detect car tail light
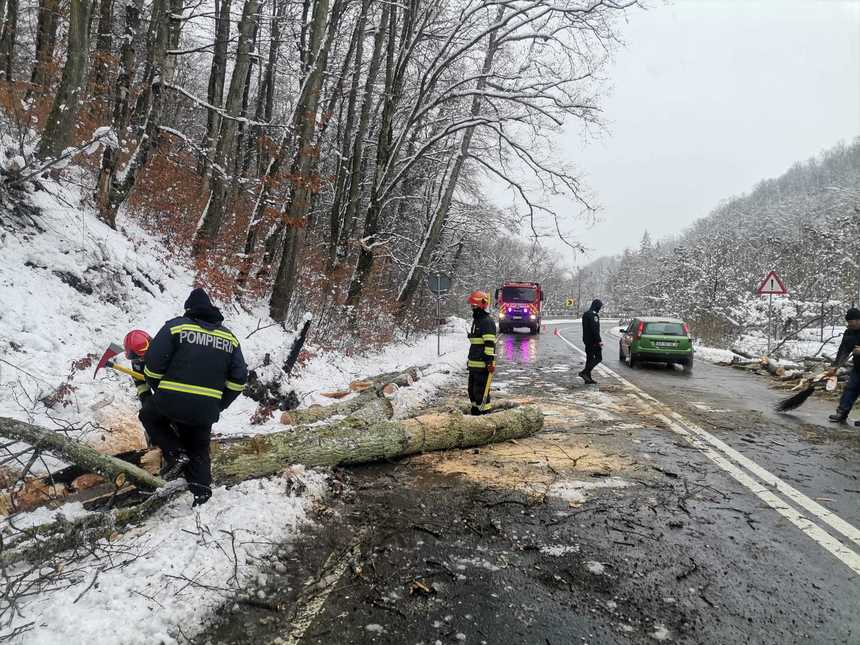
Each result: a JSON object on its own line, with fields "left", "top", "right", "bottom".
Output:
{"left": 634, "top": 321, "right": 645, "bottom": 340}
{"left": 682, "top": 323, "right": 690, "bottom": 337}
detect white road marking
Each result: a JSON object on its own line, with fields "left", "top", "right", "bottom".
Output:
{"left": 554, "top": 329, "right": 860, "bottom": 576}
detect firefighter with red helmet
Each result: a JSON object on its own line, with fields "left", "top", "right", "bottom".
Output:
{"left": 466, "top": 290, "right": 496, "bottom": 415}
{"left": 123, "top": 329, "right": 152, "bottom": 402}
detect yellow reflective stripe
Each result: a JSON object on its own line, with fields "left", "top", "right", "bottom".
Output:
{"left": 469, "top": 338, "right": 484, "bottom": 344}
{"left": 170, "top": 324, "right": 239, "bottom": 347}
{"left": 484, "top": 347, "right": 495, "bottom": 356}
{"left": 144, "top": 366, "right": 164, "bottom": 379}
{"left": 136, "top": 384, "right": 150, "bottom": 394}
{"left": 467, "top": 360, "right": 487, "bottom": 368}
{"left": 482, "top": 334, "right": 496, "bottom": 342}
{"left": 158, "top": 380, "right": 223, "bottom": 399}
{"left": 479, "top": 402, "right": 492, "bottom": 411}
{"left": 225, "top": 380, "right": 246, "bottom": 392}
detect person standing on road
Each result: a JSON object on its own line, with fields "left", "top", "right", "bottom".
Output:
{"left": 828, "top": 307, "right": 860, "bottom": 426}
{"left": 140, "top": 288, "right": 248, "bottom": 506}
{"left": 466, "top": 290, "right": 496, "bottom": 415}
{"left": 579, "top": 299, "right": 603, "bottom": 384}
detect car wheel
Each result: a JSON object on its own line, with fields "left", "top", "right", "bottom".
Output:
{"left": 683, "top": 358, "right": 693, "bottom": 373}
{"left": 535, "top": 323, "right": 542, "bottom": 334}
{"left": 618, "top": 342, "right": 624, "bottom": 362}
{"left": 628, "top": 352, "right": 637, "bottom": 368}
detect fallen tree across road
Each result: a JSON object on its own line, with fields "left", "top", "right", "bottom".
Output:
{"left": 0, "top": 374, "right": 543, "bottom": 565}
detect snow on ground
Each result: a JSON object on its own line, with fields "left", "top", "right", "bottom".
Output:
{"left": 9, "top": 468, "right": 327, "bottom": 645}
{"left": 0, "top": 162, "right": 471, "bottom": 642}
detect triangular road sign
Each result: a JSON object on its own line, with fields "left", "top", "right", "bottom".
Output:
{"left": 756, "top": 271, "right": 788, "bottom": 296}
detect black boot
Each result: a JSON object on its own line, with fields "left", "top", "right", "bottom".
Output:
{"left": 470, "top": 405, "right": 481, "bottom": 416}
{"left": 829, "top": 409, "right": 848, "bottom": 424}
{"left": 160, "top": 452, "right": 190, "bottom": 481}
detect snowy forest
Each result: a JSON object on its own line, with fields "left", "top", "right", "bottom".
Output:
{"left": 576, "top": 139, "right": 860, "bottom": 342}
{"left": 0, "top": 0, "right": 635, "bottom": 342}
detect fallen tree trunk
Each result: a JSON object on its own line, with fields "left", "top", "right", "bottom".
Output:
{"left": 0, "top": 416, "right": 166, "bottom": 491}
{"left": 3, "top": 404, "right": 542, "bottom": 564}
{"left": 214, "top": 405, "right": 543, "bottom": 485}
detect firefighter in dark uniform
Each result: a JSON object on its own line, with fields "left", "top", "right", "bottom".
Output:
{"left": 140, "top": 288, "right": 248, "bottom": 506}
{"left": 466, "top": 290, "right": 496, "bottom": 415}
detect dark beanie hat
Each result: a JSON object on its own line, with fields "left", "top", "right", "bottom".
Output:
{"left": 846, "top": 308, "right": 860, "bottom": 321}
{"left": 184, "top": 287, "right": 213, "bottom": 311}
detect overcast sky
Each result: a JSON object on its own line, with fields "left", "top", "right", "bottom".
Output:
{"left": 510, "top": 0, "right": 860, "bottom": 268}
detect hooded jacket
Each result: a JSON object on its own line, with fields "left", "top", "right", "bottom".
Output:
{"left": 144, "top": 288, "right": 248, "bottom": 424}
{"left": 835, "top": 314, "right": 860, "bottom": 372}
{"left": 582, "top": 299, "right": 603, "bottom": 348}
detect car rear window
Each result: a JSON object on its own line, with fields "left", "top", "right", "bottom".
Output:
{"left": 644, "top": 322, "right": 685, "bottom": 336}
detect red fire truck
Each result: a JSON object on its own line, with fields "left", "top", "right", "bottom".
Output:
{"left": 495, "top": 281, "right": 544, "bottom": 334}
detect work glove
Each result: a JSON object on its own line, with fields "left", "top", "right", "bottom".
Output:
{"left": 487, "top": 363, "right": 495, "bottom": 374}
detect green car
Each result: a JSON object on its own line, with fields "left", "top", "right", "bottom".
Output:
{"left": 618, "top": 317, "right": 694, "bottom": 372}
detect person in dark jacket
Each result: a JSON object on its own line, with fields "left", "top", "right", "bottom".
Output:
{"left": 466, "top": 290, "right": 496, "bottom": 415}
{"left": 828, "top": 307, "right": 860, "bottom": 426}
{"left": 140, "top": 288, "right": 248, "bottom": 506}
{"left": 579, "top": 299, "right": 603, "bottom": 384}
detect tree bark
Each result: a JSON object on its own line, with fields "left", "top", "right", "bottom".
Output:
{"left": 0, "top": 416, "right": 166, "bottom": 490}
{"left": 194, "top": 0, "right": 259, "bottom": 255}
{"left": 267, "top": 0, "right": 336, "bottom": 322}
{"left": 335, "top": 4, "right": 388, "bottom": 268}
{"left": 0, "top": 0, "right": 17, "bottom": 81}
{"left": 93, "top": 0, "right": 143, "bottom": 228}
{"left": 214, "top": 404, "right": 543, "bottom": 485}
{"left": 326, "top": 0, "right": 368, "bottom": 272}
{"left": 95, "top": 0, "right": 182, "bottom": 223}
{"left": 200, "top": 0, "right": 231, "bottom": 177}
{"left": 28, "top": 0, "right": 59, "bottom": 91}
{"left": 36, "top": 0, "right": 92, "bottom": 160}
{"left": 92, "top": 0, "right": 114, "bottom": 98}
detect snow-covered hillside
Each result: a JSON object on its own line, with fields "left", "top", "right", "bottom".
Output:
{"left": 0, "top": 181, "right": 467, "bottom": 643}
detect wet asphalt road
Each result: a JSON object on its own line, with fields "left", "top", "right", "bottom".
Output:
{"left": 200, "top": 322, "right": 860, "bottom": 645}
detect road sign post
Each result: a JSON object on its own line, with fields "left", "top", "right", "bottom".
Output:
{"left": 428, "top": 273, "right": 452, "bottom": 356}
{"left": 756, "top": 271, "right": 788, "bottom": 354}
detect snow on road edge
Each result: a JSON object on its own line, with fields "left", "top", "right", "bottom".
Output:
{"left": 9, "top": 468, "right": 327, "bottom": 645}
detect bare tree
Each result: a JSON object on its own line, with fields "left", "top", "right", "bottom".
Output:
{"left": 36, "top": 0, "right": 93, "bottom": 160}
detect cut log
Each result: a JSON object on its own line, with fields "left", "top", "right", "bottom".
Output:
{"left": 730, "top": 346, "right": 755, "bottom": 359}
{"left": 0, "top": 416, "right": 166, "bottom": 491}
{"left": 213, "top": 405, "right": 544, "bottom": 486}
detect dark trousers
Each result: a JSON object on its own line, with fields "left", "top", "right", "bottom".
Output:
{"left": 583, "top": 345, "right": 603, "bottom": 375}
{"left": 139, "top": 399, "right": 212, "bottom": 498}
{"left": 839, "top": 370, "right": 860, "bottom": 413}
{"left": 468, "top": 369, "right": 491, "bottom": 414}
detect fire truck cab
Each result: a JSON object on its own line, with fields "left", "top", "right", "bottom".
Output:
{"left": 495, "top": 282, "right": 544, "bottom": 334}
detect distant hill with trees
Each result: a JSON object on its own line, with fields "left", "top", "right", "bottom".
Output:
{"left": 578, "top": 138, "right": 860, "bottom": 342}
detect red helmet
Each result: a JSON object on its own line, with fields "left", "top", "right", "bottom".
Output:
{"left": 124, "top": 329, "right": 151, "bottom": 359}
{"left": 467, "top": 290, "right": 490, "bottom": 309}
